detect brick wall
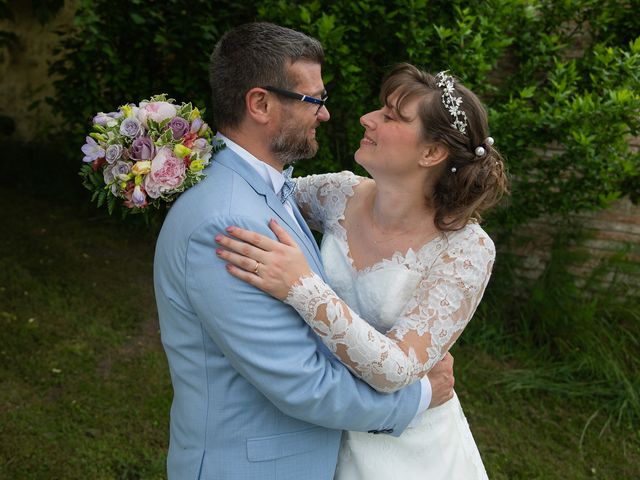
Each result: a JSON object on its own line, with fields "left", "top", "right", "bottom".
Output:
{"left": 508, "top": 195, "right": 639, "bottom": 294}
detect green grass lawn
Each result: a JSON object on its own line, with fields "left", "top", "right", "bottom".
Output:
{"left": 1, "top": 188, "right": 638, "bottom": 479}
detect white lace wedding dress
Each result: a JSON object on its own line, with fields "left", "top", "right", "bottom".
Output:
{"left": 289, "top": 171, "right": 492, "bottom": 480}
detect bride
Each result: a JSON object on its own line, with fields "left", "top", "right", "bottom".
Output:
{"left": 216, "top": 63, "right": 509, "bottom": 479}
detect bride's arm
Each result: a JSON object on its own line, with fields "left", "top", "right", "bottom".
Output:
{"left": 293, "top": 171, "right": 360, "bottom": 232}
{"left": 216, "top": 221, "right": 494, "bottom": 393}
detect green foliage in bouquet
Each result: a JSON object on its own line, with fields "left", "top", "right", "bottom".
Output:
{"left": 49, "top": 0, "right": 640, "bottom": 231}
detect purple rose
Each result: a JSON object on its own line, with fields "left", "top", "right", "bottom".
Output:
{"left": 103, "top": 160, "right": 132, "bottom": 184}
{"left": 119, "top": 118, "right": 143, "bottom": 138}
{"left": 169, "top": 117, "right": 189, "bottom": 140}
{"left": 105, "top": 144, "right": 123, "bottom": 164}
{"left": 130, "top": 137, "right": 155, "bottom": 161}
{"left": 81, "top": 136, "right": 105, "bottom": 163}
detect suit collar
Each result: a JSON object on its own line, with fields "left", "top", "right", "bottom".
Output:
{"left": 216, "top": 133, "right": 287, "bottom": 196}
{"left": 214, "top": 148, "right": 325, "bottom": 275}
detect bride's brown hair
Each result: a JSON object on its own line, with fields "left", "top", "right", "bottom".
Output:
{"left": 379, "top": 63, "right": 509, "bottom": 231}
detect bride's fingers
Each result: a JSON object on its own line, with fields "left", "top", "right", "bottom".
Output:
{"left": 269, "top": 219, "right": 297, "bottom": 247}
{"left": 225, "top": 226, "right": 279, "bottom": 251}
{"left": 225, "top": 263, "right": 264, "bottom": 289}
{"left": 216, "top": 247, "right": 261, "bottom": 273}
{"left": 215, "top": 233, "right": 264, "bottom": 262}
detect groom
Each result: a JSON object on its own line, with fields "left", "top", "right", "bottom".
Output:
{"left": 154, "top": 22, "right": 454, "bottom": 480}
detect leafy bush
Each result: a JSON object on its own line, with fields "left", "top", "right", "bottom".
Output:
{"left": 48, "top": 0, "right": 256, "bottom": 142}
{"left": 47, "top": 0, "right": 639, "bottom": 230}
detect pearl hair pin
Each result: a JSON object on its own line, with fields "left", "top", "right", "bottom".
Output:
{"left": 475, "top": 136, "right": 495, "bottom": 157}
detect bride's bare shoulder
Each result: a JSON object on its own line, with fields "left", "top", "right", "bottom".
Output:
{"left": 350, "top": 174, "right": 375, "bottom": 196}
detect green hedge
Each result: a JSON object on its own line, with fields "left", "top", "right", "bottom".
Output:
{"left": 48, "top": 0, "right": 640, "bottom": 229}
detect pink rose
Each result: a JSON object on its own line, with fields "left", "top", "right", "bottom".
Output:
{"left": 144, "top": 147, "right": 186, "bottom": 198}
{"left": 137, "top": 101, "right": 178, "bottom": 127}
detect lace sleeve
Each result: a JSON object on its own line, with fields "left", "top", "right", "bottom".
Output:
{"left": 294, "top": 171, "right": 360, "bottom": 232}
{"left": 284, "top": 227, "right": 495, "bottom": 393}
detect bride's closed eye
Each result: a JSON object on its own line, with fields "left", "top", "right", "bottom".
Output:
{"left": 381, "top": 109, "right": 396, "bottom": 122}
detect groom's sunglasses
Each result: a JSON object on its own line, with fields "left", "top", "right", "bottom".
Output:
{"left": 263, "top": 86, "right": 328, "bottom": 115}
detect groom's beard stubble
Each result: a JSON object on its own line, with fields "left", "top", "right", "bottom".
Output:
{"left": 271, "top": 115, "right": 319, "bottom": 167}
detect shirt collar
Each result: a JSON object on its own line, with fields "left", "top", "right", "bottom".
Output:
{"left": 216, "top": 133, "right": 285, "bottom": 195}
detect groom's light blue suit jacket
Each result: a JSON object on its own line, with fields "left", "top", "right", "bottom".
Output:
{"left": 154, "top": 147, "right": 421, "bottom": 480}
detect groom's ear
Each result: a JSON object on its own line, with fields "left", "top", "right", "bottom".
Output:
{"left": 245, "top": 88, "right": 272, "bottom": 125}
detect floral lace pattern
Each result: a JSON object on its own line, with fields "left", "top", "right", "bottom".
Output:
{"left": 294, "top": 171, "right": 359, "bottom": 235}
{"left": 289, "top": 172, "right": 495, "bottom": 393}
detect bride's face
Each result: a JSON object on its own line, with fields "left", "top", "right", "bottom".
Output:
{"left": 354, "top": 94, "right": 426, "bottom": 177}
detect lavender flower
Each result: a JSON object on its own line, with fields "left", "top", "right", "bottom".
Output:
{"left": 93, "top": 111, "right": 122, "bottom": 127}
{"left": 81, "top": 136, "right": 105, "bottom": 163}
{"left": 130, "top": 137, "right": 155, "bottom": 161}
{"left": 190, "top": 117, "right": 203, "bottom": 133}
{"left": 169, "top": 117, "right": 189, "bottom": 140}
{"left": 105, "top": 144, "right": 124, "bottom": 164}
{"left": 132, "top": 186, "right": 146, "bottom": 206}
{"left": 198, "top": 123, "right": 210, "bottom": 136}
{"left": 119, "top": 118, "right": 143, "bottom": 138}
{"left": 193, "top": 138, "right": 209, "bottom": 150}
{"left": 192, "top": 138, "right": 213, "bottom": 162}
{"left": 93, "top": 113, "right": 111, "bottom": 126}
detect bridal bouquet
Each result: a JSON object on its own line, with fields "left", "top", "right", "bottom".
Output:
{"left": 80, "top": 94, "right": 223, "bottom": 213}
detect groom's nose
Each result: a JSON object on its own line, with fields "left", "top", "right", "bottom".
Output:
{"left": 317, "top": 104, "right": 330, "bottom": 122}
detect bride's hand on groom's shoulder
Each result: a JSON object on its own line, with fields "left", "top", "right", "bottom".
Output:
{"left": 427, "top": 353, "right": 455, "bottom": 408}
{"left": 215, "top": 219, "right": 313, "bottom": 301}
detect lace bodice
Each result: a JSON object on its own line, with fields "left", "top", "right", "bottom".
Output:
{"left": 290, "top": 171, "right": 495, "bottom": 393}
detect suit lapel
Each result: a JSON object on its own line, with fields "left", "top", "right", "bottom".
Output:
{"left": 215, "top": 149, "right": 334, "bottom": 358}
{"left": 214, "top": 150, "right": 324, "bottom": 275}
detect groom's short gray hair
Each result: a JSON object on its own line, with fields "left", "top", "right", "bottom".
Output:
{"left": 209, "top": 22, "right": 324, "bottom": 131}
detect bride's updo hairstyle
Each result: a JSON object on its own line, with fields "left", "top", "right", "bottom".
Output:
{"left": 379, "top": 63, "right": 509, "bottom": 231}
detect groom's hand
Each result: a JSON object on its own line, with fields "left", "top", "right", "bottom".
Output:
{"left": 427, "top": 353, "right": 455, "bottom": 408}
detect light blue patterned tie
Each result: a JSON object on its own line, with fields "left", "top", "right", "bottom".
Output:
{"left": 280, "top": 165, "right": 297, "bottom": 204}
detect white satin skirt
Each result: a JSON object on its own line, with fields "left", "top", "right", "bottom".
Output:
{"left": 335, "top": 392, "right": 488, "bottom": 480}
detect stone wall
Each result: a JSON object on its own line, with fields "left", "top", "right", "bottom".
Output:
{"left": 0, "top": 1, "right": 77, "bottom": 141}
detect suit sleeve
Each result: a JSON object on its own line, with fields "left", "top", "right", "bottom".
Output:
{"left": 184, "top": 214, "right": 421, "bottom": 436}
